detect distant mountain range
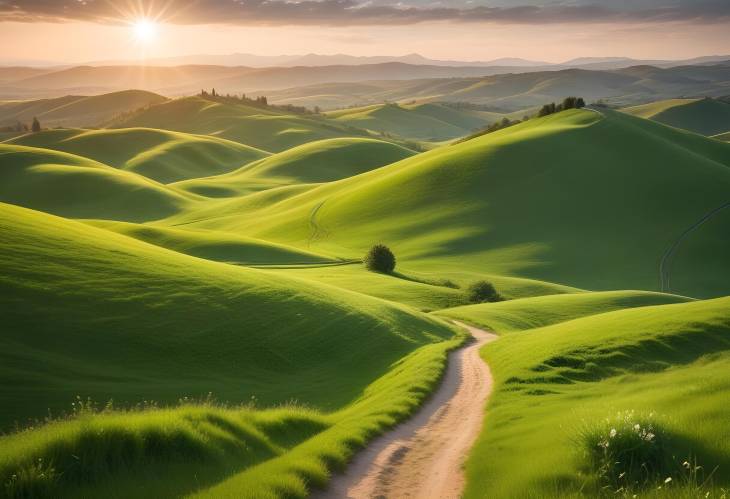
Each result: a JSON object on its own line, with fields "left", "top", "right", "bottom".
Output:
{"left": 5, "top": 52, "right": 730, "bottom": 70}
{"left": 1, "top": 58, "right": 729, "bottom": 110}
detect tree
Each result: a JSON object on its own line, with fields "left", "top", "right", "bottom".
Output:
{"left": 31, "top": 117, "right": 41, "bottom": 133}
{"left": 576, "top": 97, "right": 586, "bottom": 108}
{"left": 211, "top": 88, "right": 216, "bottom": 97}
{"left": 466, "top": 281, "right": 503, "bottom": 304}
{"left": 364, "top": 244, "right": 396, "bottom": 273}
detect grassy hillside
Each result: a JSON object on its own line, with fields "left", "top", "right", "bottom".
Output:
{"left": 622, "top": 98, "right": 698, "bottom": 118}
{"left": 0, "top": 200, "right": 464, "bottom": 498}
{"left": 108, "top": 96, "right": 379, "bottom": 152}
{"left": 168, "top": 108, "right": 730, "bottom": 298}
{"left": 436, "top": 290, "right": 692, "bottom": 333}
{"left": 86, "top": 220, "right": 338, "bottom": 265}
{"left": 0, "top": 201, "right": 456, "bottom": 426}
{"left": 0, "top": 90, "right": 167, "bottom": 128}
{"left": 8, "top": 127, "right": 268, "bottom": 183}
{"left": 713, "top": 131, "right": 730, "bottom": 141}
{"left": 623, "top": 97, "right": 730, "bottom": 136}
{"left": 173, "top": 138, "right": 415, "bottom": 197}
{"left": 464, "top": 296, "right": 730, "bottom": 497}
{"left": 326, "top": 102, "right": 500, "bottom": 140}
{"left": 0, "top": 144, "right": 195, "bottom": 221}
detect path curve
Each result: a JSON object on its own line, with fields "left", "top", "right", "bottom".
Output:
{"left": 659, "top": 201, "right": 730, "bottom": 292}
{"left": 315, "top": 321, "right": 497, "bottom": 499}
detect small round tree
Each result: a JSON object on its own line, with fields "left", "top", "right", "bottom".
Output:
{"left": 364, "top": 244, "right": 396, "bottom": 273}
{"left": 466, "top": 281, "right": 503, "bottom": 303}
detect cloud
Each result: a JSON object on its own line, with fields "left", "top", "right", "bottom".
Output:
{"left": 1, "top": 0, "right": 729, "bottom": 26}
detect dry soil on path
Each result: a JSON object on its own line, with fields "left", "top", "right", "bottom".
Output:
{"left": 315, "top": 321, "right": 497, "bottom": 498}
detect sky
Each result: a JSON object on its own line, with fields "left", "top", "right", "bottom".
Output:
{"left": 1, "top": 0, "right": 729, "bottom": 64}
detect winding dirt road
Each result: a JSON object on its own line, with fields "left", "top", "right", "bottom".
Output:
{"left": 316, "top": 321, "right": 497, "bottom": 499}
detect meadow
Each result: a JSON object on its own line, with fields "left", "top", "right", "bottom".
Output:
{"left": 1, "top": 88, "right": 729, "bottom": 498}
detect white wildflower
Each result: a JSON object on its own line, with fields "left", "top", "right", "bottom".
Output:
{"left": 610, "top": 428, "right": 617, "bottom": 438}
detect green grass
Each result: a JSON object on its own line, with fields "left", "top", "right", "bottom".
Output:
{"left": 85, "top": 220, "right": 338, "bottom": 265}
{"left": 109, "top": 96, "right": 380, "bottom": 152}
{"left": 463, "top": 296, "right": 730, "bottom": 498}
{"left": 435, "top": 290, "right": 693, "bottom": 333}
{"left": 0, "top": 201, "right": 457, "bottom": 428}
{"left": 713, "top": 131, "right": 730, "bottom": 142}
{"left": 622, "top": 97, "right": 730, "bottom": 136}
{"left": 8, "top": 127, "right": 268, "bottom": 183}
{"left": 0, "top": 144, "right": 197, "bottom": 221}
{"left": 0, "top": 90, "right": 167, "bottom": 129}
{"left": 172, "top": 137, "right": 414, "bottom": 197}
{"left": 165, "top": 108, "right": 730, "bottom": 298}
{"left": 326, "top": 102, "right": 499, "bottom": 141}
{"left": 622, "top": 99, "right": 699, "bottom": 119}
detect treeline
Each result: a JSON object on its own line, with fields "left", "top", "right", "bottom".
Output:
{"left": 455, "top": 96, "right": 587, "bottom": 144}
{"left": 1, "top": 117, "right": 41, "bottom": 134}
{"left": 538, "top": 96, "right": 586, "bottom": 117}
{"left": 199, "top": 89, "right": 316, "bottom": 115}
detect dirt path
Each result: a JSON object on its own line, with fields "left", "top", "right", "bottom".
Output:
{"left": 315, "top": 321, "right": 497, "bottom": 499}
{"left": 659, "top": 201, "right": 730, "bottom": 292}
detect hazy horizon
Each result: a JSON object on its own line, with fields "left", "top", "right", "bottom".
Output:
{"left": 1, "top": 0, "right": 729, "bottom": 66}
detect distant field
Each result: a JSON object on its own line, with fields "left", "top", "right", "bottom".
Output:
{"left": 622, "top": 97, "right": 730, "bottom": 136}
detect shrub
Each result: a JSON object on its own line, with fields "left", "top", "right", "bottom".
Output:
{"left": 579, "top": 411, "right": 672, "bottom": 493}
{"left": 364, "top": 244, "right": 396, "bottom": 273}
{"left": 466, "top": 281, "right": 503, "bottom": 303}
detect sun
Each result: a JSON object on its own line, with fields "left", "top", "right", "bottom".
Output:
{"left": 132, "top": 19, "right": 158, "bottom": 43}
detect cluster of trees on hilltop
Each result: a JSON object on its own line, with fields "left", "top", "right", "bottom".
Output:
{"left": 538, "top": 96, "right": 586, "bottom": 117}
{"left": 0, "top": 117, "right": 41, "bottom": 134}
{"left": 199, "top": 89, "right": 315, "bottom": 115}
{"left": 456, "top": 117, "right": 524, "bottom": 143}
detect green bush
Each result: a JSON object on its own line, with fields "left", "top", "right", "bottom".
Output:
{"left": 579, "top": 411, "right": 671, "bottom": 493}
{"left": 466, "top": 281, "right": 503, "bottom": 303}
{"left": 364, "top": 244, "right": 396, "bottom": 273}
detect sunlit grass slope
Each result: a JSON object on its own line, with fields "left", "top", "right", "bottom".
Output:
{"left": 0, "top": 144, "right": 195, "bottom": 221}
{"left": 0, "top": 90, "right": 167, "bottom": 128}
{"left": 188, "top": 108, "right": 730, "bottom": 297}
{"left": 173, "top": 137, "right": 415, "bottom": 197}
{"left": 326, "top": 102, "right": 499, "bottom": 140}
{"left": 713, "top": 131, "right": 730, "bottom": 142}
{"left": 464, "top": 296, "right": 730, "bottom": 498}
{"left": 622, "top": 98, "right": 698, "bottom": 119}
{"left": 86, "top": 220, "right": 337, "bottom": 265}
{"left": 109, "top": 96, "right": 374, "bottom": 152}
{"left": 436, "top": 290, "right": 692, "bottom": 334}
{"left": 623, "top": 97, "right": 730, "bottom": 136}
{"left": 0, "top": 201, "right": 456, "bottom": 429}
{"left": 8, "top": 127, "right": 267, "bottom": 183}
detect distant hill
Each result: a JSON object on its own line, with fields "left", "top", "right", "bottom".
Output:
{"left": 261, "top": 63, "right": 730, "bottom": 110}
{"left": 108, "top": 96, "right": 385, "bottom": 152}
{"left": 0, "top": 90, "right": 167, "bottom": 128}
{"left": 173, "top": 137, "right": 416, "bottom": 197}
{"left": 623, "top": 97, "right": 730, "bottom": 136}
{"left": 7, "top": 127, "right": 267, "bottom": 183}
{"left": 326, "top": 102, "right": 502, "bottom": 140}
{"left": 0, "top": 144, "right": 196, "bottom": 221}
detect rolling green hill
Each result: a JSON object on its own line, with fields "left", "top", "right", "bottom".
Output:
{"left": 8, "top": 127, "right": 268, "bottom": 183}
{"left": 326, "top": 102, "right": 500, "bottom": 140}
{"left": 714, "top": 131, "right": 730, "bottom": 142}
{"left": 0, "top": 90, "right": 167, "bottom": 128}
{"left": 436, "top": 290, "right": 692, "bottom": 333}
{"left": 166, "top": 108, "right": 730, "bottom": 298}
{"left": 0, "top": 201, "right": 464, "bottom": 497}
{"left": 0, "top": 201, "right": 454, "bottom": 425}
{"left": 108, "top": 96, "right": 377, "bottom": 152}
{"left": 173, "top": 137, "right": 415, "bottom": 196}
{"left": 0, "top": 144, "right": 196, "bottom": 221}
{"left": 86, "top": 220, "right": 338, "bottom": 265}
{"left": 622, "top": 97, "right": 730, "bottom": 136}
{"left": 464, "top": 295, "right": 730, "bottom": 497}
